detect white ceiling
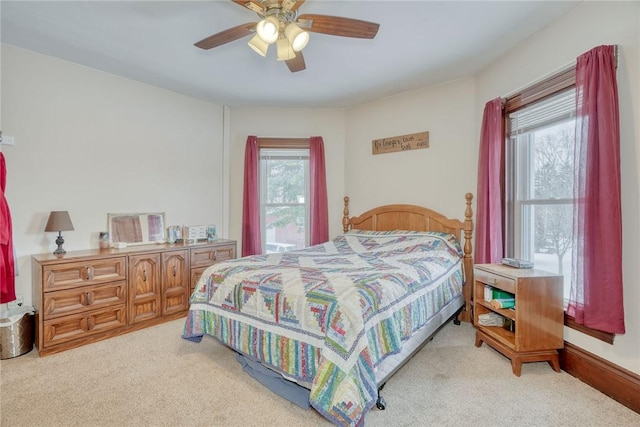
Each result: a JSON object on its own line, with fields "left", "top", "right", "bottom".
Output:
{"left": 1, "top": 1, "right": 579, "bottom": 108}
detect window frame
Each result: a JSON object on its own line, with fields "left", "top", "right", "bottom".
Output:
{"left": 257, "top": 138, "right": 311, "bottom": 253}
{"left": 506, "top": 90, "right": 576, "bottom": 268}
{"left": 503, "top": 68, "right": 614, "bottom": 344}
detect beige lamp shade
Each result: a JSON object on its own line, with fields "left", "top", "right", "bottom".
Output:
{"left": 256, "top": 16, "right": 279, "bottom": 44}
{"left": 276, "top": 38, "right": 296, "bottom": 61}
{"left": 45, "top": 211, "right": 74, "bottom": 232}
{"left": 248, "top": 34, "right": 269, "bottom": 57}
{"left": 284, "top": 22, "right": 309, "bottom": 52}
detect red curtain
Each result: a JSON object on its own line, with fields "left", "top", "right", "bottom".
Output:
{"left": 309, "top": 136, "right": 328, "bottom": 245}
{"left": 568, "top": 45, "right": 625, "bottom": 334}
{"left": 241, "top": 136, "right": 262, "bottom": 257}
{"left": 1, "top": 152, "right": 16, "bottom": 303}
{"left": 474, "top": 98, "right": 504, "bottom": 264}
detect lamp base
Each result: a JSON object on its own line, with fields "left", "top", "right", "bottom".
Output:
{"left": 53, "top": 233, "right": 66, "bottom": 255}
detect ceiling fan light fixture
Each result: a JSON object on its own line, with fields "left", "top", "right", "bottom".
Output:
{"left": 256, "top": 15, "right": 279, "bottom": 44}
{"left": 284, "top": 22, "right": 309, "bottom": 52}
{"left": 248, "top": 34, "right": 269, "bottom": 57}
{"left": 194, "top": 2, "right": 380, "bottom": 73}
{"left": 276, "top": 38, "right": 296, "bottom": 61}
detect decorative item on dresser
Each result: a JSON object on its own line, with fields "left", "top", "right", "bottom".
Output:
{"left": 98, "top": 232, "right": 110, "bottom": 250}
{"left": 107, "top": 212, "right": 166, "bottom": 246}
{"left": 31, "top": 239, "right": 236, "bottom": 356}
{"left": 44, "top": 211, "right": 75, "bottom": 255}
{"left": 473, "top": 263, "right": 564, "bottom": 376}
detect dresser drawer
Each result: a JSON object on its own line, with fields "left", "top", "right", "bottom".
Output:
{"left": 43, "top": 281, "right": 127, "bottom": 319}
{"left": 190, "top": 244, "right": 236, "bottom": 268}
{"left": 43, "top": 305, "right": 127, "bottom": 348}
{"left": 43, "top": 257, "right": 126, "bottom": 291}
{"left": 475, "top": 269, "right": 516, "bottom": 294}
{"left": 190, "top": 266, "right": 209, "bottom": 294}
{"left": 213, "top": 244, "right": 236, "bottom": 262}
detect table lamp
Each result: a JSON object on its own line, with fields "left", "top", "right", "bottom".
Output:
{"left": 45, "top": 211, "right": 74, "bottom": 254}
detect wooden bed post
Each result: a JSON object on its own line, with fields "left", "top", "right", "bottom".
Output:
{"left": 461, "top": 192, "right": 474, "bottom": 323}
{"left": 343, "top": 196, "right": 350, "bottom": 233}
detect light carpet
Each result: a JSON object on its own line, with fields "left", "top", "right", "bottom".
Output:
{"left": 1, "top": 319, "right": 638, "bottom": 427}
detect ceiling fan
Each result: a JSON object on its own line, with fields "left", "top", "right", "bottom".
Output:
{"left": 194, "top": 0, "right": 380, "bottom": 73}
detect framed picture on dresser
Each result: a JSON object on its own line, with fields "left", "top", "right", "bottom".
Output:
{"left": 108, "top": 212, "right": 165, "bottom": 245}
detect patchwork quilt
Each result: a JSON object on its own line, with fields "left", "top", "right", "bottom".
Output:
{"left": 182, "top": 230, "right": 464, "bottom": 426}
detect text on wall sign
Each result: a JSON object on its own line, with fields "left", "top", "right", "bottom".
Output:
{"left": 372, "top": 131, "right": 429, "bottom": 155}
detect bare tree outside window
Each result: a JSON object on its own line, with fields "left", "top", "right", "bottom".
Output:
{"left": 507, "top": 87, "right": 576, "bottom": 300}
{"left": 532, "top": 124, "right": 574, "bottom": 274}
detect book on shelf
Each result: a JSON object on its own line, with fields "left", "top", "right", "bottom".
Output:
{"left": 490, "top": 298, "right": 515, "bottom": 309}
{"left": 492, "top": 289, "right": 513, "bottom": 300}
{"left": 484, "top": 287, "right": 515, "bottom": 302}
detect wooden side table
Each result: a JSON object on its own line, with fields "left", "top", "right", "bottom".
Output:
{"left": 473, "top": 263, "right": 563, "bottom": 376}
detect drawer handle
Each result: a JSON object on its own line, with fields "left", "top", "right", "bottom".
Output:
{"left": 86, "top": 267, "right": 93, "bottom": 281}
{"left": 143, "top": 269, "right": 147, "bottom": 282}
{"left": 213, "top": 251, "right": 217, "bottom": 261}
{"left": 86, "top": 292, "right": 93, "bottom": 306}
{"left": 87, "top": 318, "right": 93, "bottom": 330}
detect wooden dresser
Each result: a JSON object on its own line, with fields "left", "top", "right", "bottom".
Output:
{"left": 32, "top": 240, "right": 236, "bottom": 356}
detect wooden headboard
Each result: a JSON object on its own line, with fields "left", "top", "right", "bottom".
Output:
{"left": 342, "top": 193, "right": 474, "bottom": 322}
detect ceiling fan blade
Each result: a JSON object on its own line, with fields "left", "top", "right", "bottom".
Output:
{"left": 297, "top": 14, "right": 379, "bottom": 39}
{"left": 195, "top": 22, "right": 257, "bottom": 50}
{"left": 281, "top": 0, "right": 305, "bottom": 13}
{"left": 231, "top": 0, "right": 265, "bottom": 14}
{"left": 286, "top": 51, "right": 306, "bottom": 73}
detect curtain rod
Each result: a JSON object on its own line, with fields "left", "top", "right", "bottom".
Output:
{"left": 502, "top": 44, "right": 619, "bottom": 99}
{"left": 502, "top": 61, "right": 575, "bottom": 99}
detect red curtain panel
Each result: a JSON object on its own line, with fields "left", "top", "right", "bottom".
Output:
{"left": 0, "top": 152, "right": 16, "bottom": 303}
{"left": 241, "top": 136, "right": 262, "bottom": 257}
{"left": 474, "top": 98, "right": 504, "bottom": 264}
{"left": 309, "top": 136, "right": 328, "bottom": 245}
{"left": 568, "top": 45, "right": 625, "bottom": 334}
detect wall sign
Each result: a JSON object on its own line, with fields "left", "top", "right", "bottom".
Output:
{"left": 372, "top": 131, "right": 429, "bottom": 155}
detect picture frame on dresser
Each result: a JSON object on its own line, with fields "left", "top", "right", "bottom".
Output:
{"left": 108, "top": 212, "right": 165, "bottom": 246}
{"left": 166, "top": 225, "right": 182, "bottom": 244}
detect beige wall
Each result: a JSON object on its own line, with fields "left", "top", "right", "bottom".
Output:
{"left": 228, "top": 108, "right": 346, "bottom": 253}
{"left": 1, "top": 44, "right": 225, "bottom": 307}
{"left": 344, "top": 78, "right": 477, "bottom": 219}
{"left": 476, "top": 1, "right": 640, "bottom": 374}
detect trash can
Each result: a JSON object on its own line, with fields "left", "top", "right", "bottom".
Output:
{"left": 0, "top": 306, "right": 35, "bottom": 359}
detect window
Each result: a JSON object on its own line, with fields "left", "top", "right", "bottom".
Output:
{"left": 260, "top": 148, "right": 309, "bottom": 253}
{"left": 506, "top": 88, "right": 575, "bottom": 302}
{"left": 502, "top": 49, "right": 620, "bottom": 341}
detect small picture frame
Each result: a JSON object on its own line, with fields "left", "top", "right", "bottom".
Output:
{"left": 207, "top": 225, "right": 217, "bottom": 241}
{"left": 166, "top": 225, "right": 182, "bottom": 244}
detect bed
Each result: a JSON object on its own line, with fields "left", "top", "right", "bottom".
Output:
{"left": 182, "top": 193, "right": 474, "bottom": 426}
